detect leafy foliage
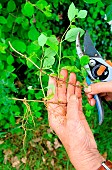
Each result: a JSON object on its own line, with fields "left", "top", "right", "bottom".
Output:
{"left": 82, "top": 0, "right": 112, "bottom": 21}
{"left": 0, "top": 0, "right": 112, "bottom": 169}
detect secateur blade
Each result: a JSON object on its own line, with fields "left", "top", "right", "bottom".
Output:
{"left": 84, "top": 31, "right": 101, "bottom": 58}
{"left": 76, "top": 31, "right": 105, "bottom": 125}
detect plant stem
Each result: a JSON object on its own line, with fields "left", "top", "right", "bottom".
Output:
{"left": 61, "top": 23, "right": 71, "bottom": 41}
{"left": 39, "top": 68, "right": 45, "bottom": 98}
{"left": 58, "top": 23, "right": 72, "bottom": 77}
{"left": 8, "top": 41, "right": 48, "bottom": 76}
{"left": 58, "top": 43, "right": 61, "bottom": 77}
{"left": 39, "top": 49, "right": 46, "bottom": 98}
{"left": 11, "top": 98, "right": 44, "bottom": 102}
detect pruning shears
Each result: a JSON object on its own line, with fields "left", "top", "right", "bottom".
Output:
{"left": 76, "top": 31, "right": 112, "bottom": 125}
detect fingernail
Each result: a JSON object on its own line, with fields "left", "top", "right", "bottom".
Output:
{"left": 84, "top": 86, "right": 92, "bottom": 93}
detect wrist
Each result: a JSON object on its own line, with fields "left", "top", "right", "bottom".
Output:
{"left": 70, "top": 149, "right": 105, "bottom": 170}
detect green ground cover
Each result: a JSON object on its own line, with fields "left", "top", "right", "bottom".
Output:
{"left": 0, "top": 0, "right": 112, "bottom": 169}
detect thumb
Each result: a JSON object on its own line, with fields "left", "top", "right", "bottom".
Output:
{"left": 84, "top": 81, "right": 112, "bottom": 94}
{"left": 67, "top": 95, "right": 80, "bottom": 120}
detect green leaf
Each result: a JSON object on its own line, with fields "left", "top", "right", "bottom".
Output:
{"left": 28, "top": 26, "right": 39, "bottom": 41}
{"left": 86, "top": 110, "right": 92, "bottom": 117}
{"left": 83, "top": 0, "right": 100, "bottom": 4}
{"left": 106, "top": 5, "right": 112, "bottom": 21}
{"left": 35, "top": 91, "right": 43, "bottom": 99}
{"left": 7, "top": 65, "right": 15, "bottom": 72}
{"left": 101, "top": 0, "right": 112, "bottom": 5}
{"left": 0, "top": 42, "right": 8, "bottom": 53}
{"left": 7, "top": 55, "right": 14, "bottom": 65}
{"left": 44, "top": 47, "right": 57, "bottom": 57}
{"left": 81, "top": 67, "right": 87, "bottom": 78}
{"left": 48, "top": 133, "right": 53, "bottom": 138}
{"left": 12, "top": 40, "right": 26, "bottom": 53}
{"left": 22, "top": 18, "right": 29, "bottom": 30}
{"left": 7, "top": 0, "right": 16, "bottom": 12}
{"left": 68, "top": 2, "right": 76, "bottom": 21}
{"left": 46, "top": 36, "right": 59, "bottom": 52}
{"left": 7, "top": 15, "right": 15, "bottom": 28}
{"left": 43, "top": 11, "right": 52, "bottom": 17}
{"left": 43, "top": 56, "right": 55, "bottom": 67}
{"left": 27, "top": 53, "right": 37, "bottom": 68}
{"left": 62, "top": 66, "right": 80, "bottom": 72}
{"left": 0, "top": 60, "right": 4, "bottom": 70}
{"left": 85, "top": 103, "right": 93, "bottom": 110}
{"left": 0, "top": 28, "right": 1, "bottom": 38}
{"left": 10, "top": 105, "right": 20, "bottom": 113}
{"left": 4, "top": 123, "right": 10, "bottom": 129}
{"left": 15, "top": 17, "right": 23, "bottom": 24}
{"left": 10, "top": 115, "right": 15, "bottom": 126}
{"left": 2, "top": 42, "right": 8, "bottom": 52}
{"left": 22, "top": 2, "right": 34, "bottom": 18}
{"left": 78, "top": 10, "right": 87, "bottom": 18}
{"left": 38, "top": 33, "right": 47, "bottom": 46}
{"left": 0, "top": 113, "right": 3, "bottom": 120}
{"left": 36, "top": 0, "right": 48, "bottom": 10}
{"left": 27, "top": 43, "right": 40, "bottom": 55}
{"left": 80, "top": 55, "right": 90, "bottom": 66}
{"left": 43, "top": 5, "right": 52, "bottom": 17}
{"left": 34, "top": 112, "right": 41, "bottom": 118}
{"left": 65, "top": 28, "right": 84, "bottom": 42}
{"left": 0, "top": 16, "right": 7, "bottom": 24}
{"left": 46, "top": 36, "right": 59, "bottom": 45}
{"left": 0, "top": 3, "right": 2, "bottom": 9}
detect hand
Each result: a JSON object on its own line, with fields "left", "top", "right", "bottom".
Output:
{"left": 47, "top": 69, "right": 104, "bottom": 170}
{"left": 84, "top": 81, "right": 112, "bottom": 106}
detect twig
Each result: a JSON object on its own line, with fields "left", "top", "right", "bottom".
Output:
{"left": 8, "top": 41, "right": 47, "bottom": 75}
{"left": 58, "top": 23, "right": 71, "bottom": 76}
{"left": 39, "top": 48, "right": 46, "bottom": 98}
{"left": 10, "top": 98, "right": 44, "bottom": 103}
{"left": 9, "top": 41, "right": 84, "bottom": 89}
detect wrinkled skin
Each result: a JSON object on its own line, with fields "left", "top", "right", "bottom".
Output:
{"left": 47, "top": 69, "right": 104, "bottom": 170}
{"left": 85, "top": 81, "right": 112, "bottom": 106}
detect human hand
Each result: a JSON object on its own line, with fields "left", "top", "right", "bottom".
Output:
{"left": 47, "top": 69, "right": 104, "bottom": 170}
{"left": 84, "top": 81, "right": 112, "bottom": 106}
